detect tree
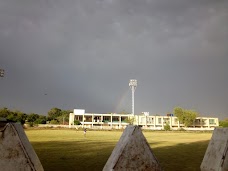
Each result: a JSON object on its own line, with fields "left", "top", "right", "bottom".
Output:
{"left": 15, "top": 111, "right": 27, "bottom": 124}
{"left": 219, "top": 119, "right": 228, "bottom": 127}
{"left": 174, "top": 107, "right": 198, "bottom": 127}
{"left": 56, "top": 110, "right": 71, "bottom": 125}
{"left": 34, "top": 115, "right": 47, "bottom": 124}
{"left": 27, "top": 113, "right": 39, "bottom": 126}
{"left": 6, "top": 113, "right": 18, "bottom": 122}
{"left": 0, "top": 108, "right": 27, "bottom": 124}
{"left": 47, "top": 108, "right": 62, "bottom": 120}
{"left": 0, "top": 107, "right": 11, "bottom": 118}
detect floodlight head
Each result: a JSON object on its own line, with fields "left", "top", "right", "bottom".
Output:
{"left": 129, "top": 79, "right": 137, "bottom": 87}
{"left": 0, "top": 69, "right": 4, "bottom": 77}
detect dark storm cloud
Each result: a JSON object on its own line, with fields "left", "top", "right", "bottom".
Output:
{"left": 0, "top": 0, "right": 227, "bottom": 119}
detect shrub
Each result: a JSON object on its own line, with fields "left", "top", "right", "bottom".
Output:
{"left": 74, "top": 120, "right": 81, "bottom": 125}
{"left": 34, "top": 119, "right": 46, "bottom": 124}
{"left": 164, "top": 123, "right": 171, "bottom": 131}
{"left": 50, "top": 120, "right": 59, "bottom": 124}
{"left": 29, "top": 122, "right": 34, "bottom": 127}
{"left": 123, "top": 117, "right": 135, "bottom": 125}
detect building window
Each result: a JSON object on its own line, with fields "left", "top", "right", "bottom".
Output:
{"left": 209, "top": 119, "right": 215, "bottom": 124}
{"left": 121, "top": 117, "right": 128, "bottom": 122}
{"left": 84, "top": 116, "right": 92, "bottom": 122}
{"left": 147, "top": 117, "right": 154, "bottom": 124}
{"left": 195, "top": 119, "right": 200, "bottom": 124}
{"left": 75, "top": 115, "right": 83, "bottom": 121}
{"left": 112, "top": 116, "right": 119, "bottom": 122}
{"left": 103, "top": 116, "right": 111, "bottom": 122}
{"left": 94, "top": 116, "right": 101, "bottom": 122}
{"left": 202, "top": 119, "right": 207, "bottom": 124}
{"left": 158, "top": 118, "right": 162, "bottom": 124}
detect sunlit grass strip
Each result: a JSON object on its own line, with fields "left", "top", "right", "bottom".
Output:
{"left": 26, "top": 129, "right": 212, "bottom": 171}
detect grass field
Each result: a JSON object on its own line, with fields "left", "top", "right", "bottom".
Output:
{"left": 25, "top": 129, "right": 212, "bottom": 171}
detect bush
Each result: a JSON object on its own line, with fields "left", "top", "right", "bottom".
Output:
{"left": 123, "top": 117, "right": 135, "bottom": 125}
{"left": 34, "top": 119, "right": 46, "bottom": 124}
{"left": 50, "top": 120, "right": 59, "bottom": 124}
{"left": 164, "top": 123, "right": 171, "bottom": 131}
{"left": 74, "top": 120, "right": 81, "bottom": 125}
{"left": 29, "top": 122, "right": 34, "bottom": 127}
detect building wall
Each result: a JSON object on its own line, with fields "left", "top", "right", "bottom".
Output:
{"left": 69, "top": 113, "right": 219, "bottom": 130}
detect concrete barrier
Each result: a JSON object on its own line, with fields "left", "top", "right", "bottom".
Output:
{"left": 103, "top": 125, "right": 162, "bottom": 171}
{"left": 201, "top": 128, "right": 228, "bottom": 171}
{"left": 0, "top": 122, "right": 44, "bottom": 171}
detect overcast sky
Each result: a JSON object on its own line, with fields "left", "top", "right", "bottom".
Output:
{"left": 0, "top": 0, "right": 227, "bottom": 119}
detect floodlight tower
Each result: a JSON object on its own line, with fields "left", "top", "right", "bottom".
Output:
{"left": 129, "top": 79, "right": 137, "bottom": 115}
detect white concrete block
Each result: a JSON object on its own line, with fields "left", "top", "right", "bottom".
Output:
{"left": 201, "top": 128, "right": 228, "bottom": 171}
{"left": 103, "top": 125, "right": 162, "bottom": 171}
{"left": 0, "top": 122, "right": 44, "bottom": 171}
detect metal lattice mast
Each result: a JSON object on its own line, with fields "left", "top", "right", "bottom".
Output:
{"left": 129, "top": 79, "right": 137, "bottom": 115}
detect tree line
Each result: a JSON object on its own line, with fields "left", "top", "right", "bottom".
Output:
{"left": 0, "top": 107, "right": 72, "bottom": 126}
{"left": 0, "top": 106, "right": 227, "bottom": 127}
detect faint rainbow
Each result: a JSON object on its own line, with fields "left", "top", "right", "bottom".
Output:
{"left": 114, "top": 88, "right": 130, "bottom": 113}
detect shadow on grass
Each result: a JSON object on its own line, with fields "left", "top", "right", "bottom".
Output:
{"left": 31, "top": 140, "right": 116, "bottom": 171}
{"left": 151, "top": 140, "right": 210, "bottom": 171}
{"left": 31, "top": 140, "right": 209, "bottom": 171}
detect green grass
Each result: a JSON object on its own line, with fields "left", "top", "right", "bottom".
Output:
{"left": 25, "top": 129, "right": 212, "bottom": 171}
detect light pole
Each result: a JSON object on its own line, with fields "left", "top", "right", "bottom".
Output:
{"left": 129, "top": 79, "right": 137, "bottom": 115}
{"left": 0, "top": 69, "right": 4, "bottom": 77}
